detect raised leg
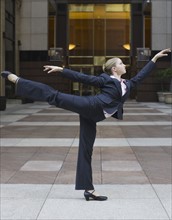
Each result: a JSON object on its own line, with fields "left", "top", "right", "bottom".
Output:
{"left": 16, "top": 78, "right": 92, "bottom": 117}
{"left": 16, "top": 78, "right": 58, "bottom": 104}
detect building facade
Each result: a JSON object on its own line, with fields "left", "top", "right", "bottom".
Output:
{"left": 0, "top": 0, "right": 171, "bottom": 110}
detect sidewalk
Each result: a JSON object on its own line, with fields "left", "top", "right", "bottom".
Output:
{"left": 0, "top": 100, "right": 171, "bottom": 220}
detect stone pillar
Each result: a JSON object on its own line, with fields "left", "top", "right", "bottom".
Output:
{"left": 19, "top": 0, "right": 48, "bottom": 51}
{"left": 0, "top": 0, "right": 6, "bottom": 110}
{"left": 130, "top": 3, "right": 144, "bottom": 100}
{"left": 55, "top": 2, "right": 68, "bottom": 65}
{"left": 131, "top": 3, "right": 144, "bottom": 58}
{"left": 152, "top": 0, "right": 172, "bottom": 51}
{"left": 15, "top": 0, "right": 22, "bottom": 75}
{"left": 136, "top": 0, "right": 172, "bottom": 102}
{"left": 18, "top": 0, "right": 49, "bottom": 103}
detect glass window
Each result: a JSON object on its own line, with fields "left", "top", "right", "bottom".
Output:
{"left": 69, "top": 4, "right": 94, "bottom": 57}
{"left": 69, "top": 3, "right": 131, "bottom": 63}
{"left": 68, "top": 4, "right": 131, "bottom": 94}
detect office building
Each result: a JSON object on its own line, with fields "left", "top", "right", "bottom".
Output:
{"left": 0, "top": 0, "right": 171, "bottom": 110}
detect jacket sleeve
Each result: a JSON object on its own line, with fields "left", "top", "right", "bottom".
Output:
{"left": 60, "top": 68, "right": 105, "bottom": 87}
{"left": 130, "top": 61, "right": 156, "bottom": 89}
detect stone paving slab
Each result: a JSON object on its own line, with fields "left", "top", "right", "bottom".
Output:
{"left": 20, "top": 160, "right": 63, "bottom": 171}
{"left": 37, "top": 198, "right": 169, "bottom": 220}
{"left": 1, "top": 198, "right": 45, "bottom": 220}
{"left": 1, "top": 137, "right": 171, "bottom": 147}
{"left": 5, "top": 120, "right": 171, "bottom": 126}
{"left": 1, "top": 184, "right": 52, "bottom": 198}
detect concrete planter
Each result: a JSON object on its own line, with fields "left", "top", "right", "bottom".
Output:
{"left": 164, "top": 92, "right": 172, "bottom": 104}
{"left": 157, "top": 92, "right": 165, "bottom": 102}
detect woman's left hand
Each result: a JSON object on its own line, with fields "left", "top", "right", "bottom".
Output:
{"left": 152, "top": 48, "right": 171, "bottom": 63}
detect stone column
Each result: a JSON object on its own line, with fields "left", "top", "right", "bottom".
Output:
{"left": 152, "top": 0, "right": 172, "bottom": 51}
{"left": 19, "top": 0, "right": 48, "bottom": 51}
{"left": 55, "top": 2, "right": 68, "bottom": 65}
{"left": 0, "top": 0, "right": 6, "bottom": 110}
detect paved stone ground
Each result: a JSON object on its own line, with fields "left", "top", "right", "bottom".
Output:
{"left": 0, "top": 100, "right": 171, "bottom": 220}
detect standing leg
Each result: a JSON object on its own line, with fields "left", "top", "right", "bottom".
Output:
{"left": 75, "top": 115, "right": 96, "bottom": 190}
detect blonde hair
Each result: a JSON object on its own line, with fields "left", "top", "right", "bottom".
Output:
{"left": 102, "top": 57, "right": 119, "bottom": 75}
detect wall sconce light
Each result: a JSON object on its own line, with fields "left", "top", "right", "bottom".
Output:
{"left": 69, "top": 44, "right": 76, "bottom": 50}
{"left": 123, "top": 43, "right": 130, "bottom": 50}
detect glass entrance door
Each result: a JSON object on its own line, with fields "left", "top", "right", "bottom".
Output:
{"left": 68, "top": 4, "right": 131, "bottom": 95}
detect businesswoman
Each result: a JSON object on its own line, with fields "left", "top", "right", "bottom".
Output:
{"left": 1, "top": 48, "right": 171, "bottom": 201}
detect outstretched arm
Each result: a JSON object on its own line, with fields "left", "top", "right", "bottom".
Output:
{"left": 43, "top": 65, "right": 105, "bottom": 87}
{"left": 130, "top": 48, "right": 171, "bottom": 88}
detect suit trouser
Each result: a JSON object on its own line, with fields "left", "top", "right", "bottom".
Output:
{"left": 16, "top": 78, "right": 105, "bottom": 190}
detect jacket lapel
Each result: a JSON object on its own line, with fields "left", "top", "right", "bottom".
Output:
{"left": 111, "top": 77, "right": 130, "bottom": 97}
{"left": 112, "top": 78, "right": 122, "bottom": 96}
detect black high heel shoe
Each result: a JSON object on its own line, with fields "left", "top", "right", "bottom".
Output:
{"left": 84, "top": 190, "right": 108, "bottom": 201}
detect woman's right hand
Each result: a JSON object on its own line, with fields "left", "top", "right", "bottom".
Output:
{"left": 43, "top": 65, "right": 63, "bottom": 74}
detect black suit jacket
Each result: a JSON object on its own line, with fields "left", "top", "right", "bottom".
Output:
{"left": 61, "top": 61, "right": 156, "bottom": 120}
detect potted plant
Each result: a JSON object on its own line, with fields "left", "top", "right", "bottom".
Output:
{"left": 157, "top": 68, "right": 172, "bottom": 103}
